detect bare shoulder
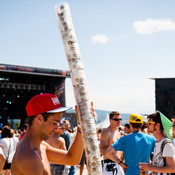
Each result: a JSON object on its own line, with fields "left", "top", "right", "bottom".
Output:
{"left": 57, "top": 137, "right": 66, "bottom": 146}
{"left": 101, "top": 128, "right": 111, "bottom": 138}
{"left": 100, "top": 128, "right": 111, "bottom": 145}
{"left": 41, "top": 140, "right": 50, "bottom": 148}
{"left": 12, "top": 142, "right": 44, "bottom": 175}
{"left": 21, "top": 152, "right": 43, "bottom": 172}
{"left": 42, "top": 140, "right": 57, "bottom": 151}
{"left": 58, "top": 137, "right": 65, "bottom": 143}
{"left": 57, "top": 137, "right": 66, "bottom": 150}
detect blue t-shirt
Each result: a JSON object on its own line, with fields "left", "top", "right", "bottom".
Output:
{"left": 112, "top": 132, "right": 155, "bottom": 175}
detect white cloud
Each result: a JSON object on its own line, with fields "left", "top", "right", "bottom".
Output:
{"left": 91, "top": 34, "right": 110, "bottom": 44}
{"left": 133, "top": 18, "right": 175, "bottom": 34}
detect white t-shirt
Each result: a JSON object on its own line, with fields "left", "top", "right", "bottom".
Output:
{"left": 152, "top": 138, "right": 175, "bottom": 175}
{"left": 0, "top": 137, "right": 19, "bottom": 163}
{"left": 0, "top": 147, "right": 4, "bottom": 155}
{"left": 173, "top": 138, "right": 175, "bottom": 145}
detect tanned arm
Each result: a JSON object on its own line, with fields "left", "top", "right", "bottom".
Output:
{"left": 140, "top": 156, "right": 175, "bottom": 173}
{"left": 46, "top": 126, "right": 84, "bottom": 165}
{"left": 106, "top": 146, "right": 127, "bottom": 171}
{"left": 100, "top": 129, "right": 110, "bottom": 155}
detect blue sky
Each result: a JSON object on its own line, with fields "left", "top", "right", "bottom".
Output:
{"left": 0, "top": 0, "right": 175, "bottom": 114}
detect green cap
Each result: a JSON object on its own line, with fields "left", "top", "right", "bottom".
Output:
{"left": 159, "top": 111, "right": 173, "bottom": 140}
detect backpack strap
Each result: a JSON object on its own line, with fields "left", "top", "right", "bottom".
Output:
{"left": 160, "top": 138, "right": 172, "bottom": 157}
{"left": 160, "top": 138, "right": 173, "bottom": 175}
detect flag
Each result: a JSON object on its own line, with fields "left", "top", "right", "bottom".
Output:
{"left": 159, "top": 111, "right": 173, "bottom": 140}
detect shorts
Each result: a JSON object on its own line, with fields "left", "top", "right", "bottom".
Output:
{"left": 101, "top": 159, "right": 124, "bottom": 175}
{"left": 79, "top": 150, "right": 86, "bottom": 165}
{"left": 50, "top": 164, "right": 66, "bottom": 175}
{"left": 3, "top": 162, "right": 11, "bottom": 170}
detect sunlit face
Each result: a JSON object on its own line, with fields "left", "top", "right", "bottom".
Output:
{"left": 173, "top": 123, "right": 175, "bottom": 139}
{"left": 147, "top": 119, "right": 155, "bottom": 133}
{"left": 40, "top": 112, "right": 62, "bottom": 140}
{"left": 64, "top": 121, "right": 70, "bottom": 130}
{"left": 58, "top": 127, "right": 65, "bottom": 135}
{"left": 97, "top": 132, "right": 101, "bottom": 141}
{"left": 110, "top": 114, "right": 122, "bottom": 127}
{"left": 124, "top": 126, "right": 131, "bottom": 134}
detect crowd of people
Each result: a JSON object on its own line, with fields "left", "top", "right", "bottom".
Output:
{"left": 0, "top": 93, "right": 175, "bottom": 175}
{"left": 100, "top": 111, "right": 175, "bottom": 175}
{"left": 0, "top": 119, "right": 82, "bottom": 175}
{"left": 0, "top": 93, "right": 84, "bottom": 175}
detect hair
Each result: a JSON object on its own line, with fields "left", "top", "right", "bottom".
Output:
{"left": 28, "top": 113, "right": 51, "bottom": 127}
{"left": 141, "top": 121, "right": 147, "bottom": 131}
{"left": 97, "top": 129, "right": 102, "bottom": 134}
{"left": 28, "top": 115, "right": 36, "bottom": 127}
{"left": 21, "top": 124, "right": 28, "bottom": 132}
{"left": 171, "top": 115, "right": 175, "bottom": 123}
{"left": 63, "top": 120, "right": 70, "bottom": 124}
{"left": 124, "top": 123, "right": 130, "bottom": 129}
{"left": 1, "top": 125, "right": 12, "bottom": 138}
{"left": 10, "top": 129, "right": 15, "bottom": 137}
{"left": 63, "top": 120, "right": 71, "bottom": 131}
{"left": 130, "top": 123, "right": 142, "bottom": 129}
{"left": 172, "top": 115, "right": 175, "bottom": 119}
{"left": 147, "top": 111, "right": 163, "bottom": 131}
{"left": 109, "top": 111, "right": 120, "bottom": 119}
{"left": 118, "top": 126, "right": 122, "bottom": 131}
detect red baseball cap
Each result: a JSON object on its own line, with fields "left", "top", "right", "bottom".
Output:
{"left": 26, "top": 93, "right": 71, "bottom": 117}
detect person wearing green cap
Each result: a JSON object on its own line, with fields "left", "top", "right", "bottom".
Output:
{"left": 139, "top": 111, "right": 175, "bottom": 175}
{"left": 106, "top": 113, "right": 156, "bottom": 175}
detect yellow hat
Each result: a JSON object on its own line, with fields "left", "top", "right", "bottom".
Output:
{"left": 129, "top": 113, "right": 143, "bottom": 123}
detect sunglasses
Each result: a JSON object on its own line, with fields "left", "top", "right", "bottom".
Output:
{"left": 173, "top": 125, "right": 175, "bottom": 127}
{"left": 58, "top": 127, "right": 65, "bottom": 129}
{"left": 111, "top": 118, "right": 122, "bottom": 121}
{"left": 147, "top": 121, "right": 155, "bottom": 125}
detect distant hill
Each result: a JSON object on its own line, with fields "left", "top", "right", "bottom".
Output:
{"left": 66, "top": 109, "right": 134, "bottom": 125}
{"left": 95, "top": 109, "right": 131, "bottom": 125}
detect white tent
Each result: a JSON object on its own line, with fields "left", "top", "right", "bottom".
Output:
{"left": 143, "top": 115, "right": 148, "bottom": 122}
{"left": 95, "top": 114, "right": 110, "bottom": 129}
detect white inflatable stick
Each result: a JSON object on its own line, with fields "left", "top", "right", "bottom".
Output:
{"left": 55, "top": 2, "right": 102, "bottom": 175}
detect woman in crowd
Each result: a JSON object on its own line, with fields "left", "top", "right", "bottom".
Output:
{"left": 0, "top": 147, "right": 6, "bottom": 173}
{"left": 0, "top": 125, "right": 19, "bottom": 175}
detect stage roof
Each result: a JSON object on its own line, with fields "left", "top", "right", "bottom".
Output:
{"left": 0, "top": 63, "right": 70, "bottom": 78}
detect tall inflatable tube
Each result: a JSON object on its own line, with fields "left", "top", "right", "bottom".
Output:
{"left": 55, "top": 2, "right": 102, "bottom": 175}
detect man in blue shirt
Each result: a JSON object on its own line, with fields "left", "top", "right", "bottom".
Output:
{"left": 106, "top": 113, "right": 156, "bottom": 175}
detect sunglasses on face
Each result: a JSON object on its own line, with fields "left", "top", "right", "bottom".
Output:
{"left": 147, "top": 121, "right": 155, "bottom": 125}
{"left": 58, "top": 127, "right": 65, "bottom": 129}
{"left": 111, "top": 118, "right": 122, "bottom": 121}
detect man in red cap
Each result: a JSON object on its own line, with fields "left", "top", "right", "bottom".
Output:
{"left": 11, "top": 93, "right": 83, "bottom": 175}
